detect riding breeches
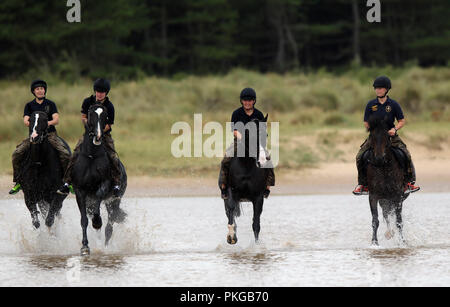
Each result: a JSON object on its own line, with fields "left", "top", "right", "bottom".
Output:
{"left": 355, "top": 135, "right": 416, "bottom": 185}
{"left": 218, "top": 142, "right": 275, "bottom": 188}
{"left": 63, "top": 134, "right": 122, "bottom": 185}
{"left": 11, "top": 132, "right": 71, "bottom": 182}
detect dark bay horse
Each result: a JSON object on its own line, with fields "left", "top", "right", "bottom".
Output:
{"left": 17, "top": 111, "right": 70, "bottom": 229}
{"left": 366, "top": 115, "right": 409, "bottom": 245}
{"left": 71, "top": 104, "right": 127, "bottom": 255}
{"left": 224, "top": 115, "right": 270, "bottom": 244}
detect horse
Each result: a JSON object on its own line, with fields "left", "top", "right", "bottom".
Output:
{"left": 16, "top": 111, "right": 70, "bottom": 229}
{"left": 366, "top": 115, "right": 409, "bottom": 245}
{"left": 224, "top": 115, "right": 270, "bottom": 244}
{"left": 71, "top": 104, "right": 127, "bottom": 255}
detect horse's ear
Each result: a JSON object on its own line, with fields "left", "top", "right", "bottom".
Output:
{"left": 264, "top": 114, "right": 268, "bottom": 122}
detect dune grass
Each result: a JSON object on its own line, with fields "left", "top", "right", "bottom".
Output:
{"left": 0, "top": 66, "right": 449, "bottom": 178}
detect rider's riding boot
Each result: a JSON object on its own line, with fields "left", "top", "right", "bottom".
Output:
{"left": 57, "top": 183, "right": 71, "bottom": 195}
{"left": 352, "top": 184, "right": 368, "bottom": 195}
{"left": 263, "top": 189, "right": 270, "bottom": 199}
{"left": 113, "top": 185, "right": 121, "bottom": 198}
{"left": 404, "top": 182, "right": 420, "bottom": 194}
{"left": 9, "top": 183, "right": 21, "bottom": 195}
{"left": 220, "top": 187, "right": 228, "bottom": 200}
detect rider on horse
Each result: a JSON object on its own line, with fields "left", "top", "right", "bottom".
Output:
{"left": 218, "top": 87, "right": 275, "bottom": 200}
{"left": 57, "top": 78, "right": 122, "bottom": 197}
{"left": 9, "top": 79, "right": 71, "bottom": 194}
{"left": 353, "top": 76, "right": 420, "bottom": 196}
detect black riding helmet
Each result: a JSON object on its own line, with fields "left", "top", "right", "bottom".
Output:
{"left": 240, "top": 87, "right": 256, "bottom": 103}
{"left": 373, "top": 76, "right": 391, "bottom": 90}
{"left": 30, "top": 79, "right": 47, "bottom": 95}
{"left": 93, "top": 78, "right": 110, "bottom": 95}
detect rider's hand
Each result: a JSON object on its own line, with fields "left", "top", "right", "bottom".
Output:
{"left": 388, "top": 128, "right": 396, "bottom": 136}
{"left": 234, "top": 130, "right": 242, "bottom": 140}
{"left": 24, "top": 120, "right": 30, "bottom": 127}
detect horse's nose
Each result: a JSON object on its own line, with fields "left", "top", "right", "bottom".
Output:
{"left": 30, "top": 131, "right": 38, "bottom": 142}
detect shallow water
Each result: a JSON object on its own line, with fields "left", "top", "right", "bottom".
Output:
{"left": 0, "top": 193, "right": 449, "bottom": 286}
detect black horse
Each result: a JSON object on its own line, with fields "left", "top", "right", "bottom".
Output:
{"left": 366, "top": 115, "right": 409, "bottom": 245}
{"left": 224, "top": 115, "right": 270, "bottom": 244}
{"left": 16, "top": 111, "right": 70, "bottom": 229}
{"left": 71, "top": 104, "right": 127, "bottom": 255}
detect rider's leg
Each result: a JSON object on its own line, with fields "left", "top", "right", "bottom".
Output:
{"left": 103, "top": 134, "right": 122, "bottom": 197}
{"left": 219, "top": 156, "right": 232, "bottom": 199}
{"left": 263, "top": 153, "right": 275, "bottom": 198}
{"left": 47, "top": 132, "right": 71, "bottom": 171}
{"left": 9, "top": 139, "right": 30, "bottom": 194}
{"left": 391, "top": 135, "right": 420, "bottom": 193}
{"left": 57, "top": 138, "right": 82, "bottom": 195}
{"left": 353, "top": 138, "right": 370, "bottom": 195}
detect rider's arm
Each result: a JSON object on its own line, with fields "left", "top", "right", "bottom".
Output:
{"left": 23, "top": 116, "right": 30, "bottom": 127}
{"left": 48, "top": 113, "right": 59, "bottom": 126}
{"left": 395, "top": 119, "right": 405, "bottom": 131}
{"left": 81, "top": 113, "right": 87, "bottom": 124}
{"left": 364, "top": 121, "right": 369, "bottom": 130}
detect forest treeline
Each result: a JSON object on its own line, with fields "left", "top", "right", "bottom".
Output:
{"left": 1, "top": 0, "right": 449, "bottom": 80}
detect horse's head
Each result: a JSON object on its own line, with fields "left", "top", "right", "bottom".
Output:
{"left": 368, "top": 115, "right": 391, "bottom": 164}
{"left": 250, "top": 114, "right": 268, "bottom": 149}
{"left": 237, "top": 114, "right": 269, "bottom": 159}
{"left": 29, "top": 111, "right": 48, "bottom": 144}
{"left": 86, "top": 104, "right": 108, "bottom": 146}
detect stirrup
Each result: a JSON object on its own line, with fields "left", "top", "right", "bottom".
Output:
{"left": 352, "top": 185, "right": 368, "bottom": 196}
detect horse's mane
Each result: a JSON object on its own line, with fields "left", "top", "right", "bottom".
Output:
{"left": 31, "top": 111, "right": 48, "bottom": 121}
{"left": 368, "top": 115, "right": 388, "bottom": 133}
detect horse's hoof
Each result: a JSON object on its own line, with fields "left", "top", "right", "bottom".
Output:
{"left": 45, "top": 215, "right": 55, "bottom": 228}
{"left": 227, "top": 235, "right": 238, "bottom": 245}
{"left": 81, "top": 246, "right": 90, "bottom": 256}
{"left": 32, "top": 220, "right": 40, "bottom": 229}
{"left": 92, "top": 215, "right": 102, "bottom": 230}
{"left": 371, "top": 240, "right": 379, "bottom": 246}
{"left": 32, "top": 213, "right": 40, "bottom": 229}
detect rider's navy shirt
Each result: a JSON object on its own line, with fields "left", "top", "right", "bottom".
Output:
{"left": 363, "top": 97, "right": 404, "bottom": 129}
{"left": 231, "top": 107, "right": 265, "bottom": 133}
{"left": 81, "top": 95, "right": 115, "bottom": 132}
{"left": 23, "top": 98, "right": 58, "bottom": 133}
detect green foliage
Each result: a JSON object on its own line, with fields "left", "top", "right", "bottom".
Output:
{"left": 0, "top": 0, "right": 449, "bottom": 79}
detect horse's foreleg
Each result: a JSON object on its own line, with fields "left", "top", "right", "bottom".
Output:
{"left": 104, "top": 198, "right": 126, "bottom": 246}
{"left": 252, "top": 197, "right": 264, "bottom": 243}
{"left": 45, "top": 193, "right": 64, "bottom": 228}
{"left": 380, "top": 200, "right": 394, "bottom": 240}
{"left": 76, "top": 192, "right": 90, "bottom": 255}
{"left": 225, "top": 198, "right": 238, "bottom": 245}
{"left": 369, "top": 195, "right": 379, "bottom": 245}
{"left": 24, "top": 195, "right": 40, "bottom": 229}
{"left": 395, "top": 202, "right": 405, "bottom": 243}
{"left": 92, "top": 200, "right": 102, "bottom": 230}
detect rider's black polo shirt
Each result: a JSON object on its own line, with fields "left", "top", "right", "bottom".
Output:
{"left": 23, "top": 98, "right": 58, "bottom": 133}
{"left": 231, "top": 107, "right": 265, "bottom": 133}
{"left": 363, "top": 97, "right": 404, "bottom": 129}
